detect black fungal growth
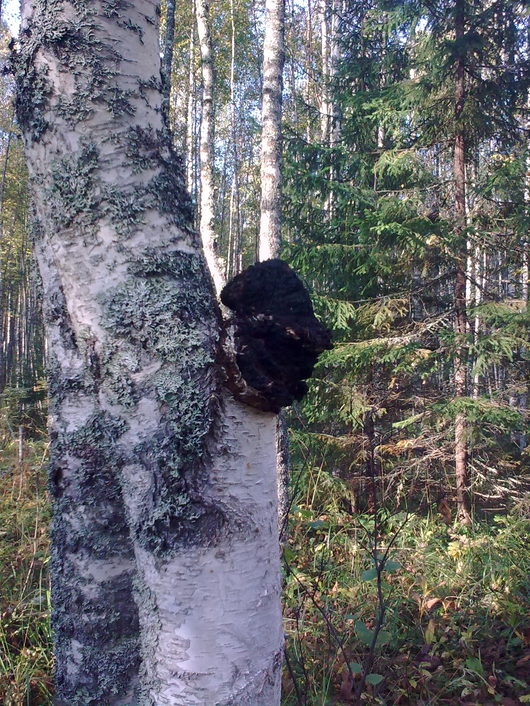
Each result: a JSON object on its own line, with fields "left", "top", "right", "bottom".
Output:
{"left": 221, "top": 259, "right": 332, "bottom": 413}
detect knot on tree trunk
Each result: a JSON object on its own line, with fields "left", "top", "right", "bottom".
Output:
{"left": 220, "top": 259, "right": 332, "bottom": 413}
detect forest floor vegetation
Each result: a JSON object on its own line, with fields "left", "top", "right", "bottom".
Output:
{"left": 0, "top": 430, "right": 528, "bottom": 705}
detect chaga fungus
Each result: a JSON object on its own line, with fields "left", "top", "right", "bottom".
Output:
{"left": 221, "top": 259, "right": 332, "bottom": 413}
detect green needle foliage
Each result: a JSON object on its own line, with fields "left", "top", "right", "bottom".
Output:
{"left": 283, "top": 0, "right": 529, "bottom": 518}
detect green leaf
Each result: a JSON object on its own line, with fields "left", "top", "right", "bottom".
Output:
{"left": 465, "top": 657, "right": 484, "bottom": 675}
{"left": 355, "top": 620, "right": 374, "bottom": 646}
{"left": 349, "top": 662, "right": 363, "bottom": 674}
{"left": 361, "top": 567, "right": 378, "bottom": 581}
{"left": 383, "top": 560, "right": 401, "bottom": 572}
{"left": 355, "top": 621, "right": 392, "bottom": 647}
{"left": 366, "top": 673, "right": 384, "bottom": 685}
{"left": 375, "top": 630, "right": 392, "bottom": 647}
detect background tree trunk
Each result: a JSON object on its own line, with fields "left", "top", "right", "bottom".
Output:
{"left": 259, "top": 0, "right": 286, "bottom": 261}
{"left": 453, "top": 0, "right": 472, "bottom": 526}
{"left": 161, "top": 0, "right": 177, "bottom": 128}
{"left": 196, "top": 0, "right": 224, "bottom": 293}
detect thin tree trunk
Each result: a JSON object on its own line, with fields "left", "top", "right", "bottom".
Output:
{"left": 227, "top": 0, "right": 242, "bottom": 278}
{"left": 196, "top": 0, "right": 224, "bottom": 293}
{"left": 259, "top": 0, "right": 285, "bottom": 261}
{"left": 305, "top": 0, "right": 314, "bottom": 142}
{"left": 453, "top": 0, "right": 472, "bottom": 526}
{"left": 518, "top": 93, "right": 529, "bottom": 449}
{"left": 186, "top": 7, "right": 197, "bottom": 198}
{"left": 160, "top": 0, "right": 177, "bottom": 128}
{"left": 326, "top": 0, "right": 341, "bottom": 216}
{"left": 320, "top": 0, "right": 331, "bottom": 142}
{"left": 258, "top": 0, "right": 289, "bottom": 539}
{"left": 14, "top": 1, "right": 283, "bottom": 702}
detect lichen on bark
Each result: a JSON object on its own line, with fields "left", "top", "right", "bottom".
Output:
{"left": 13, "top": 0, "right": 283, "bottom": 702}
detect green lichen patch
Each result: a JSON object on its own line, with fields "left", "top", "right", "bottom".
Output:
{"left": 146, "top": 150, "right": 194, "bottom": 229}
{"left": 65, "top": 410, "right": 129, "bottom": 462}
{"left": 46, "top": 350, "right": 99, "bottom": 410}
{"left": 137, "top": 75, "right": 162, "bottom": 104}
{"left": 104, "top": 185, "right": 149, "bottom": 236}
{"left": 56, "top": 95, "right": 94, "bottom": 125}
{"left": 105, "top": 86, "right": 136, "bottom": 118}
{"left": 101, "top": 248, "right": 223, "bottom": 556}
{"left": 48, "top": 404, "right": 140, "bottom": 703}
{"left": 49, "top": 454, "right": 130, "bottom": 559}
{"left": 153, "top": 371, "right": 213, "bottom": 453}
{"left": 52, "top": 557, "right": 140, "bottom": 705}
{"left": 13, "top": 63, "right": 51, "bottom": 140}
{"left": 101, "top": 0, "right": 132, "bottom": 18}
{"left": 49, "top": 411, "right": 130, "bottom": 551}
{"left": 112, "top": 126, "right": 161, "bottom": 174}
{"left": 46, "top": 142, "right": 101, "bottom": 231}
{"left": 137, "top": 494, "right": 226, "bottom": 555}
{"left": 102, "top": 251, "right": 216, "bottom": 360}
{"left": 11, "top": 0, "right": 141, "bottom": 137}
{"left": 101, "top": 345, "right": 141, "bottom": 409}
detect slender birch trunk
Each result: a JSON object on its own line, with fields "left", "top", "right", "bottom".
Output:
{"left": 258, "top": 0, "right": 289, "bottom": 537}
{"left": 13, "top": 1, "right": 283, "bottom": 703}
{"left": 186, "top": 7, "right": 197, "bottom": 198}
{"left": 196, "top": 0, "right": 224, "bottom": 293}
{"left": 320, "top": 0, "right": 341, "bottom": 216}
{"left": 304, "top": 0, "right": 314, "bottom": 143}
{"left": 518, "top": 94, "right": 529, "bottom": 450}
{"left": 453, "top": 0, "right": 472, "bottom": 526}
{"left": 227, "top": 0, "right": 242, "bottom": 278}
{"left": 160, "top": 0, "right": 177, "bottom": 128}
{"left": 320, "top": 0, "right": 331, "bottom": 143}
{"left": 259, "top": 0, "right": 286, "bottom": 261}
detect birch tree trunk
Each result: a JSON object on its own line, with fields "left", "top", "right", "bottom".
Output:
{"left": 186, "top": 7, "right": 198, "bottom": 198}
{"left": 320, "top": 0, "right": 331, "bottom": 143}
{"left": 258, "top": 0, "right": 289, "bottom": 538}
{"left": 13, "top": 1, "right": 283, "bottom": 704}
{"left": 161, "top": 0, "right": 177, "bottom": 127}
{"left": 259, "top": 0, "right": 286, "bottom": 261}
{"left": 227, "top": 0, "right": 242, "bottom": 279}
{"left": 453, "top": 0, "right": 472, "bottom": 526}
{"left": 196, "top": 0, "right": 224, "bottom": 293}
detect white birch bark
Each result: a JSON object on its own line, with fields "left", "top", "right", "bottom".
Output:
{"left": 227, "top": 0, "right": 242, "bottom": 278}
{"left": 258, "top": 0, "right": 289, "bottom": 538}
{"left": 196, "top": 0, "right": 225, "bottom": 294}
{"left": 259, "top": 0, "right": 286, "bottom": 261}
{"left": 321, "top": 0, "right": 341, "bottom": 215}
{"left": 186, "top": 6, "right": 197, "bottom": 197}
{"left": 320, "top": 0, "right": 331, "bottom": 142}
{"left": 13, "top": 1, "right": 283, "bottom": 703}
{"left": 161, "top": 0, "right": 177, "bottom": 127}
{"left": 304, "top": 0, "right": 314, "bottom": 143}
{"left": 518, "top": 95, "right": 529, "bottom": 449}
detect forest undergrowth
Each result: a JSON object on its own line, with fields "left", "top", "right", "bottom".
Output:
{"left": 0, "top": 420, "right": 51, "bottom": 706}
{"left": 0, "top": 417, "right": 528, "bottom": 706}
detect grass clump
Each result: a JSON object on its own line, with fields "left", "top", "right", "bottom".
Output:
{"left": 0, "top": 422, "right": 52, "bottom": 706}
